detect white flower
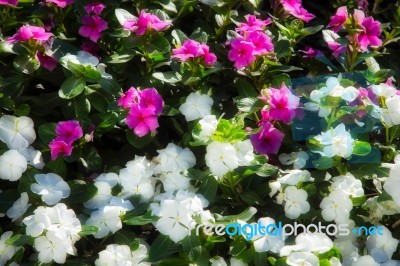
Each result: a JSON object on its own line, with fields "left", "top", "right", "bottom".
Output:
{"left": 322, "top": 30, "right": 340, "bottom": 45}
{"left": 18, "top": 146, "right": 44, "bottom": 169}
{"left": 283, "top": 186, "right": 310, "bottom": 219}
{"left": 210, "top": 256, "right": 227, "bottom": 266}
{"left": 155, "top": 143, "right": 196, "bottom": 173}
{"left": 371, "top": 82, "right": 397, "bottom": 98}
{"left": 23, "top": 206, "right": 52, "bottom": 237}
{"left": 314, "top": 123, "right": 355, "bottom": 158}
{"left": 6, "top": 192, "right": 31, "bottom": 221}
{"left": 252, "top": 217, "right": 285, "bottom": 253}
{"left": 108, "top": 196, "right": 134, "bottom": 213}
{"left": 198, "top": 115, "right": 218, "bottom": 139}
{"left": 286, "top": 252, "right": 319, "bottom": 266}
{"left": 381, "top": 96, "right": 400, "bottom": 127}
{"left": 331, "top": 173, "right": 364, "bottom": 197}
{"left": 277, "top": 170, "right": 312, "bottom": 186}
{"left": 320, "top": 190, "right": 353, "bottom": 224}
{"left": 231, "top": 258, "right": 248, "bottom": 266}
{"left": 383, "top": 163, "right": 400, "bottom": 205}
{"left": 366, "top": 225, "right": 399, "bottom": 263}
{"left": 205, "top": 141, "right": 238, "bottom": 177}
{"left": 95, "top": 244, "right": 150, "bottom": 266}
{"left": 31, "top": 173, "right": 70, "bottom": 205}
{"left": 94, "top": 172, "right": 120, "bottom": 187}
{"left": 159, "top": 171, "right": 191, "bottom": 192}
{"left": 0, "top": 115, "right": 36, "bottom": 150}
{"left": 179, "top": 92, "right": 213, "bottom": 121}
{"left": 278, "top": 151, "right": 309, "bottom": 169}
{"left": 0, "top": 149, "right": 27, "bottom": 181}
{"left": 125, "top": 156, "right": 154, "bottom": 179}
{"left": 280, "top": 233, "right": 333, "bottom": 256}
{"left": 119, "top": 168, "right": 155, "bottom": 202}
{"left": 352, "top": 255, "right": 379, "bottom": 266}
{"left": 233, "top": 140, "right": 254, "bottom": 166}
{"left": 0, "top": 231, "right": 20, "bottom": 265}
{"left": 60, "top": 51, "right": 112, "bottom": 79}
{"left": 34, "top": 231, "right": 72, "bottom": 264}
{"left": 84, "top": 181, "right": 113, "bottom": 209}
{"left": 86, "top": 206, "right": 123, "bottom": 239}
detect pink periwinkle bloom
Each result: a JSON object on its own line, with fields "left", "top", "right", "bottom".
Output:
{"left": 118, "top": 87, "right": 140, "bottom": 109}
{"left": 126, "top": 106, "right": 160, "bottom": 137}
{"left": 79, "top": 15, "right": 108, "bottom": 43}
{"left": 0, "top": 0, "right": 18, "bottom": 6}
{"left": 171, "top": 39, "right": 217, "bottom": 66}
{"left": 357, "top": 17, "right": 382, "bottom": 51}
{"left": 49, "top": 137, "right": 74, "bottom": 160}
{"left": 84, "top": 3, "right": 105, "bottom": 15}
{"left": 7, "top": 25, "right": 53, "bottom": 44}
{"left": 123, "top": 11, "right": 171, "bottom": 36}
{"left": 228, "top": 37, "right": 256, "bottom": 69}
{"left": 298, "top": 47, "right": 323, "bottom": 58}
{"left": 261, "top": 84, "right": 300, "bottom": 124}
{"left": 280, "top": 0, "right": 315, "bottom": 23}
{"left": 55, "top": 120, "right": 83, "bottom": 144}
{"left": 250, "top": 122, "right": 284, "bottom": 155}
{"left": 245, "top": 31, "right": 274, "bottom": 55}
{"left": 45, "top": 0, "right": 74, "bottom": 8}
{"left": 236, "top": 14, "right": 272, "bottom": 33}
{"left": 355, "top": 0, "right": 369, "bottom": 11}
{"left": 36, "top": 51, "right": 58, "bottom": 71}
{"left": 327, "top": 6, "right": 348, "bottom": 32}
{"left": 138, "top": 88, "right": 164, "bottom": 115}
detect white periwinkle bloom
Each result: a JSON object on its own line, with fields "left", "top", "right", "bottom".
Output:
{"left": 205, "top": 141, "right": 239, "bottom": 177}
{"left": 95, "top": 244, "right": 150, "bottom": 266}
{"left": 84, "top": 181, "right": 114, "bottom": 209}
{"left": 320, "top": 190, "right": 353, "bottom": 224}
{"left": 0, "top": 115, "right": 36, "bottom": 149}
{"left": 314, "top": 123, "right": 354, "bottom": 158}
{"left": 60, "top": 51, "right": 112, "bottom": 79}
{"left": 155, "top": 143, "right": 196, "bottom": 173}
{"left": 366, "top": 225, "right": 399, "bottom": 264}
{"left": 159, "top": 171, "right": 191, "bottom": 192}
{"left": 233, "top": 140, "right": 254, "bottom": 166}
{"left": 381, "top": 95, "right": 400, "bottom": 127}
{"left": 86, "top": 206, "right": 123, "bottom": 239}
{"left": 0, "top": 149, "right": 28, "bottom": 181}
{"left": 352, "top": 255, "right": 379, "bottom": 266}
{"left": 198, "top": 115, "right": 218, "bottom": 139}
{"left": 278, "top": 151, "right": 309, "bottom": 169}
{"left": 6, "top": 192, "right": 31, "bottom": 221}
{"left": 371, "top": 82, "right": 397, "bottom": 98}
{"left": 0, "top": 231, "right": 20, "bottom": 265}
{"left": 179, "top": 92, "right": 213, "bottom": 121}
{"left": 277, "top": 170, "right": 312, "bottom": 186}
{"left": 383, "top": 163, "right": 400, "bottom": 205}
{"left": 252, "top": 217, "right": 285, "bottom": 253}
{"left": 31, "top": 173, "right": 70, "bottom": 205}
{"left": 210, "top": 256, "right": 227, "bottom": 266}
{"left": 34, "top": 231, "right": 74, "bottom": 264}
{"left": 331, "top": 173, "right": 364, "bottom": 197}
{"left": 286, "top": 252, "right": 319, "bottom": 266}
{"left": 18, "top": 146, "right": 44, "bottom": 169}
{"left": 283, "top": 186, "right": 310, "bottom": 219}
{"left": 280, "top": 233, "right": 333, "bottom": 257}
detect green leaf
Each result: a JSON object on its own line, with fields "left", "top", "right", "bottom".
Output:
{"left": 271, "top": 73, "right": 292, "bottom": 88}
{"left": 215, "top": 207, "right": 257, "bottom": 223}
{"left": 230, "top": 238, "right": 247, "bottom": 256}
{"left": 126, "top": 130, "right": 154, "bottom": 149}
{"left": 98, "top": 78, "right": 122, "bottom": 95}
{"left": 234, "top": 77, "right": 258, "bottom": 98}
{"left": 59, "top": 76, "right": 86, "bottom": 99}
{"left": 275, "top": 39, "right": 291, "bottom": 58}
{"left": 65, "top": 181, "right": 98, "bottom": 203}
{"left": 123, "top": 211, "right": 157, "bottom": 225}
{"left": 153, "top": 71, "right": 182, "bottom": 84}
{"left": 145, "top": 35, "right": 171, "bottom": 56}
{"left": 352, "top": 141, "right": 371, "bottom": 156}
{"left": 351, "top": 195, "right": 367, "bottom": 206}
{"left": 0, "top": 190, "right": 20, "bottom": 212}
{"left": 114, "top": 231, "right": 140, "bottom": 250}
{"left": 236, "top": 97, "right": 264, "bottom": 113}
{"left": 78, "top": 225, "right": 99, "bottom": 236}
{"left": 96, "top": 112, "right": 118, "bottom": 132}
{"left": 14, "top": 104, "right": 30, "bottom": 116}
{"left": 5, "top": 234, "right": 34, "bottom": 247}
{"left": 46, "top": 157, "right": 67, "bottom": 177}
{"left": 198, "top": 174, "right": 219, "bottom": 202}
{"left": 13, "top": 54, "right": 40, "bottom": 74}
{"left": 38, "top": 123, "right": 57, "bottom": 143}
{"left": 149, "top": 234, "right": 177, "bottom": 262}
{"left": 254, "top": 251, "right": 269, "bottom": 266}
{"left": 171, "top": 29, "right": 188, "bottom": 46}
{"left": 182, "top": 233, "right": 202, "bottom": 262}
{"left": 301, "top": 25, "right": 324, "bottom": 35}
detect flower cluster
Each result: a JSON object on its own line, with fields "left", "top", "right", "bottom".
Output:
{"left": 280, "top": 0, "right": 315, "bottom": 22}
{"left": 118, "top": 87, "right": 164, "bottom": 137}
{"left": 49, "top": 120, "right": 83, "bottom": 160}
{"left": 122, "top": 10, "right": 171, "bottom": 36}
{"left": 79, "top": 3, "right": 108, "bottom": 43}
{"left": 172, "top": 39, "right": 217, "bottom": 66}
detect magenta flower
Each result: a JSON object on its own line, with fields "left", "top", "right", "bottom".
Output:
{"left": 84, "top": 3, "right": 105, "bottom": 15}
{"left": 327, "top": 6, "right": 348, "bottom": 32}
{"left": 55, "top": 120, "right": 83, "bottom": 144}
{"left": 357, "top": 17, "right": 382, "bottom": 51}
{"left": 228, "top": 37, "right": 256, "bottom": 69}
{"left": 172, "top": 39, "right": 217, "bottom": 66}
{"left": 236, "top": 15, "right": 272, "bottom": 33}
{"left": 261, "top": 84, "right": 300, "bottom": 123}
{"left": 123, "top": 10, "right": 171, "bottom": 36}
{"left": 79, "top": 15, "right": 108, "bottom": 43}
{"left": 45, "top": 0, "right": 74, "bottom": 8}
{"left": 245, "top": 31, "right": 274, "bottom": 55}
{"left": 280, "top": 0, "right": 315, "bottom": 22}
{"left": 250, "top": 122, "right": 284, "bottom": 155}
{"left": 49, "top": 137, "right": 74, "bottom": 160}
{"left": 0, "top": 0, "right": 18, "bottom": 6}
{"left": 200, "top": 44, "right": 217, "bottom": 66}
{"left": 138, "top": 88, "right": 164, "bottom": 115}
{"left": 36, "top": 51, "right": 58, "bottom": 71}
{"left": 7, "top": 25, "right": 53, "bottom": 44}
{"left": 118, "top": 87, "right": 140, "bottom": 109}
{"left": 298, "top": 47, "right": 323, "bottom": 58}
{"left": 126, "top": 106, "right": 160, "bottom": 137}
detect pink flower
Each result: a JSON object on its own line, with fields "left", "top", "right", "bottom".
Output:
{"left": 228, "top": 37, "right": 256, "bottom": 69}
{"left": 357, "top": 17, "right": 382, "bottom": 51}
{"left": 245, "top": 31, "right": 274, "bottom": 55}
{"left": 123, "top": 10, "right": 171, "bottom": 36}
{"left": 138, "top": 88, "right": 164, "bottom": 115}
{"left": 200, "top": 44, "right": 217, "bottom": 66}
{"left": 236, "top": 15, "right": 272, "bottom": 33}
{"left": 118, "top": 87, "right": 140, "bottom": 109}
{"left": 261, "top": 84, "right": 300, "bottom": 123}
{"left": 126, "top": 106, "right": 160, "bottom": 137}
{"left": 323, "top": 30, "right": 346, "bottom": 57}
{"left": 298, "top": 47, "right": 323, "bottom": 58}
{"left": 0, "top": 0, "right": 18, "bottom": 6}
{"left": 49, "top": 137, "right": 73, "bottom": 160}
{"left": 36, "top": 51, "right": 58, "bottom": 71}
{"left": 250, "top": 122, "right": 284, "bottom": 155}
{"left": 355, "top": 0, "right": 369, "bottom": 10}
{"left": 55, "top": 120, "right": 83, "bottom": 144}
{"left": 171, "top": 39, "right": 217, "bottom": 66}
{"left": 45, "top": 0, "right": 74, "bottom": 8}
{"left": 79, "top": 15, "right": 108, "bottom": 43}
{"left": 327, "top": 6, "right": 348, "bottom": 32}
{"left": 7, "top": 25, "right": 53, "bottom": 44}
{"left": 280, "top": 0, "right": 315, "bottom": 22}
{"left": 84, "top": 3, "right": 105, "bottom": 15}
